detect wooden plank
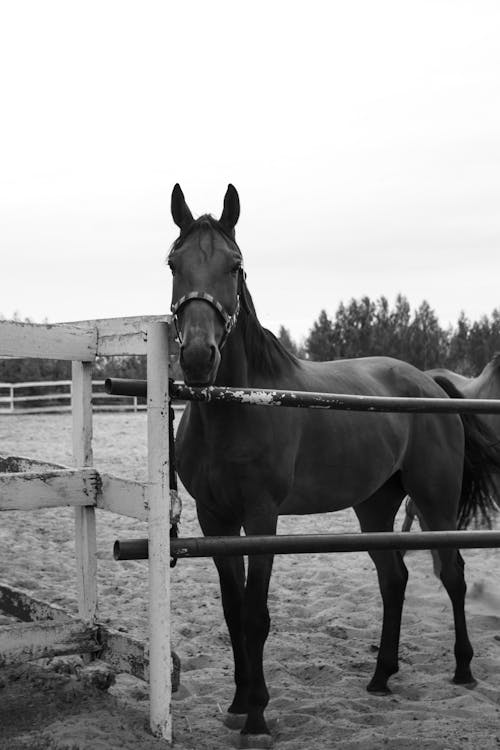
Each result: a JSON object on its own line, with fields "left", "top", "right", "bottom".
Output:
{"left": 98, "top": 626, "right": 149, "bottom": 681}
{"left": 97, "top": 474, "right": 148, "bottom": 521}
{"left": 0, "top": 320, "right": 97, "bottom": 361}
{"left": 0, "top": 580, "right": 71, "bottom": 623}
{"left": 0, "top": 581, "right": 180, "bottom": 690}
{"left": 98, "top": 626, "right": 181, "bottom": 692}
{"left": 6, "top": 393, "right": 72, "bottom": 403}
{"left": 147, "top": 322, "right": 172, "bottom": 742}
{"left": 0, "top": 406, "right": 76, "bottom": 415}
{"left": 72, "top": 361, "right": 98, "bottom": 625}
{"left": 0, "top": 404, "right": 148, "bottom": 415}
{"left": 0, "top": 315, "right": 176, "bottom": 360}
{"left": 0, "top": 379, "right": 72, "bottom": 388}
{"left": 0, "top": 379, "right": 99, "bottom": 388}
{"left": 0, "top": 468, "right": 99, "bottom": 511}
{"left": 0, "top": 620, "right": 99, "bottom": 666}
{"left": 68, "top": 314, "right": 171, "bottom": 356}
{"left": 0, "top": 454, "right": 68, "bottom": 473}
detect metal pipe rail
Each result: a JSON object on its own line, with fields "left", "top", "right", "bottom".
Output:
{"left": 108, "top": 375, "right": 500, "bottom": 564}
{"left": 104, "top": 377, "right": 500, "bottom": 414}
{"left": 105, "top": 378, "right": 147, "bottom": 398}
{"left": 114, "top": 530, "right": 500, "bottom": 561}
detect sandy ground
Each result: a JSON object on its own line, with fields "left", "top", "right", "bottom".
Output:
{"left": 1, "top": 412, "right": 500, "bottom": 749}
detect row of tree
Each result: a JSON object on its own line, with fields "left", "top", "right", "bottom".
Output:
{"left": 0, "top": 351, "right": 152, "bottom": 384}
{"left": 279, "top": 295, "right": 500, "bottom": 375}
{"left": 1, "top": 298, "right": 499, "bottom": 382}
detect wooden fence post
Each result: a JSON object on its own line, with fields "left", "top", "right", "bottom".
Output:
{"left": 72, "top": 361, "right": 98, "bottom": 624}
{"left": 146, "top": 322, "right": 172, "bottom": 742}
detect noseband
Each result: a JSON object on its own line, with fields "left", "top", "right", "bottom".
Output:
{"left": 171, "top": 286, "right": 241, "bottom": 350}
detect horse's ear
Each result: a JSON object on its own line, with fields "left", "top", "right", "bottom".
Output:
{"left": 171, "top": 184, "right": 194, "bottom": 232}
{"left": 219, "top": 184, "right": 240, "bottom": 233}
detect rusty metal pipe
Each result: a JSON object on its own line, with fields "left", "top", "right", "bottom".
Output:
{"left": 104, "top": 378, "right": 500, "bottom": 414}
{"left": 114, "top": 530, "right": 500, "bottom": 561}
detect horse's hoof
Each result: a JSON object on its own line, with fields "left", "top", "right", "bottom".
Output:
{"left": 367, "top": 683, "right": 391, "bottom": 696}
{"left": 452, "top": 675, "right": 477, "bottom": 690}
{"left": 224, "top": 712, "right": 247, "bottom": 730}
{"left": 239, "top": 733, "right": 273, "bottom": 749}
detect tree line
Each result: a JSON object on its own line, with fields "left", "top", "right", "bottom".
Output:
{"left": 279, "top": 295, "right": 500, "bottom": 375}
{"left": 1, "top": 297, "right": 499, "bottom": 382}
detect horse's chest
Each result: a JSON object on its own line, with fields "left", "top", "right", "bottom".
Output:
{"left": 176, "top": 413, "right": 294, "bottom": 502}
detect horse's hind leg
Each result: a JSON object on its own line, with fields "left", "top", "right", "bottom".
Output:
{"left": 402, "top": 497, "right": 442, "bottom": 577}
{"left": 410, "top": 494, "right": 475, "bottom": 685}
{"left": 401, "top": 496, "right": 416, "bottom": 532}
{"left": 439, "top": 548, "right": 475, "bottom": 685}
{"left": 354, "top": 475, "right": 408, "bottom": 694}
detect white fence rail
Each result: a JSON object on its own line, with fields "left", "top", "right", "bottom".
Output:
{"left": 0, "top": 380, "right": 145, "bottom": 414}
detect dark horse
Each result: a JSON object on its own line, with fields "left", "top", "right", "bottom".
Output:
{"left": 403, "top": 355, "right": 500, "bottom": 569}
{"left": 169, "top": 184, "right": 500, "bottom": 748}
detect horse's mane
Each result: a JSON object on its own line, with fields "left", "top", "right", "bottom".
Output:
{"left": 238, "top": 277, "right": 300, "bottom": 377}
{"left": 169, "top": 216, "right": 299, "bottom": 377}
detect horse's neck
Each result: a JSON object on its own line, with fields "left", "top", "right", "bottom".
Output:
{"left": 215, "top": 324, "right": 250, "bottom": 387}
{"left": 191, "top": 325, "right": 252, "bottom": 439}
{"left": 472, "top": 361, "right": 500, "bottom": 398}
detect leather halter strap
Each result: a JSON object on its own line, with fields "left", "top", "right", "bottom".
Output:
{"left": 171, "top": 290, "right": 241, "bottom": 349}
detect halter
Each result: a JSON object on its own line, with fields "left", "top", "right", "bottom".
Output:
{"left": 169, "top": 224, "right": 245, "bottom": 350}
{"left": 171, "top": 288, "right": 241, "bottom": 350}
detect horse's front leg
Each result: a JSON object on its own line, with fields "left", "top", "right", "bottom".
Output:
{"left": 197, "top": 510, "right": 250, "bottom": 725}
{"left": 238, "top": 512, "right": 278, "bottom": 748}
{"left": 212, "top": 552, "right": 250, "bottom": 725}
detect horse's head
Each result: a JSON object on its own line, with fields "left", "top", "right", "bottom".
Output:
{"left": 168, "top": 183, "right": 242, "bottom": 386}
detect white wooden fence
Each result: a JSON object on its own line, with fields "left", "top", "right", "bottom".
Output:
{"left": 0, "top": 315, "right": 174, "bottom": 742}
{"left": 0, "top": 380, "right": 145, "bottom": 414}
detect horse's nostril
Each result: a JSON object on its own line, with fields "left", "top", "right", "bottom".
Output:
{"left": 209, "top": 345, "right": 217, "bottom": 366}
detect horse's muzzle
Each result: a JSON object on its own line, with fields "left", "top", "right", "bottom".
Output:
{"left": 179, "top": 341, "right": 220, "bottom": 386}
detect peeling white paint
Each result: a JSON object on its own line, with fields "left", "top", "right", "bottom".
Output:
{"left": 240, "top": 390, "right": 276, "bottom": 405}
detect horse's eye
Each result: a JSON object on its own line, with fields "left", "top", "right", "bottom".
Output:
{"left": 230, "top": 264, "right": 241, "bottom": 276}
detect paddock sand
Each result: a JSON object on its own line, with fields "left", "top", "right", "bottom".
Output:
{"left": 1, "top": 413, "right": 500, "bottom": 750}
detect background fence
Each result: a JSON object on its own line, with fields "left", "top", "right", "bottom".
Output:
{"left": 0, "top": 380, "right": 147, "bottom": 414}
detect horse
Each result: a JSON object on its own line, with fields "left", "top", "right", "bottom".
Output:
{"left": 427, "top": 356, "right": 500, "bottom": 437}
{"left": 402, "top": 356, "right": 500, "bottom": 557}
{"left": 168, "top": 183, "right": 500, "bottom": 748}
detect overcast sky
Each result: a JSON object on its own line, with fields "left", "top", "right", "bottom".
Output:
{"left": 1, "top": 1, "right": 499, "bottom": 343}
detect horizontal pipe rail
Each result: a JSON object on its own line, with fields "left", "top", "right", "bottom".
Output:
{"left": 105, "top": 378, "right": 147, "bottom": 398}
{"left": 114, "top": 530, "right": 500, "bottom": 560}
{"left": 104, "top": 378, "right": 500, "bottom": 414}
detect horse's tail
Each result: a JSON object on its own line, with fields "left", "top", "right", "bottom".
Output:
{"left": 432, "top": 374, "right": 500, "bottom": 529}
